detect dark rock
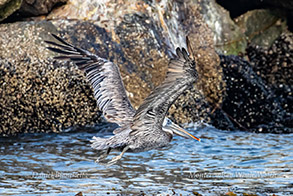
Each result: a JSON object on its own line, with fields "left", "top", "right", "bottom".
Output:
{"left": 235, "top": 9, "right": 286, "bottom": 48}
{"left": 246, "top": 31, "right": 293, "bottom": 117}
{"left": 18, "top": 0, "right": 67, "bottom": 16}
{"left": 246, "top": 32, "right": 293, "bottom": 87}
{"left": 0, "top": 0, "right": 22, "bottom": 21}
{"left": 216, "top": 0, "right": 293, "bottom": 31}
{"left": 0, "top": 0, "right": 66, "bottom": 22}
{"left": 216, "top": 0, "right": 293, "bottom": 17}
{"left": 211, "top": 54, "right": 292, "bottom": 133}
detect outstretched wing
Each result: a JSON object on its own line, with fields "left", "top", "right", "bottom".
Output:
{"left": 131, "top": 45, "right": 198, "bottom": 134}
{"left": 45, "top": 34, "right": 135, "bottom": 127}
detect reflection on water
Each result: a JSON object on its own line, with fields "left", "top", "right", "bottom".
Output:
{"left": 0, "top": 124, "right": 292, "bottom": 195}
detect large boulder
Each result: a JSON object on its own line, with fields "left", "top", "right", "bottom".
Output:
{"left": 0, "top": 21, "right": 101, "bottom": 135}
{"left": 246, "top": 32, "right": 293, "bottom": 116}
{"left": 196, "top": 0, "right": 247, "bottom": 55}
{"left": 0, "top": 0, "right": 225, "bottom": 135}
{"left": 0, "top": 0, "right": 291, "bottom": 135}
{"left": 235, "top": 9, "right": 286, "bottom": 48}
{"left": 211, "top": 54, "right": 292, "bottom": 133}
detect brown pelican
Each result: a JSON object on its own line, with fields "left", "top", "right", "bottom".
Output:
{"left": 46, "top": 34, "right": 200, "bottom": 165}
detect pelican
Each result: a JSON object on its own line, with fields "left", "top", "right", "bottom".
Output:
{"left": 46, "top": 34, "right": 200, "bottom": 165}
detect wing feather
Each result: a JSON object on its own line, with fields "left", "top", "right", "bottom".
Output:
{"left": 131, "top": 46, "right": 198, "bottom": 134}
{"left": 45, "top": 34, "right": 135, "bottom": 126}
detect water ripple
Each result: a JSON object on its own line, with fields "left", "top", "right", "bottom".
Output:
{"left": 0, "top": 126, "right": 292, "bottom": 195}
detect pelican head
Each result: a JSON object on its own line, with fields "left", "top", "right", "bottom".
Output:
{"left": 162, "top": 118, "right": 200, "bottom": 141}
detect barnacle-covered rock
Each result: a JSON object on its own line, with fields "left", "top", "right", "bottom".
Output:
{"left": 0, "top": 0, "right": 225, "bottom": 135}
{"left": 246, "top": 31, "right": 293, "bottom": 116}
{"left": 246, "top": 32, "right": 293, "bottom": 87}
{"left": 1, "top": 0, "right": 291, "bottom": 135}
{"left": 211, "top": 54, "right": 292, "bottom": 133}
{"left": 0, "top": 21, "right": 101, "bottom": 136}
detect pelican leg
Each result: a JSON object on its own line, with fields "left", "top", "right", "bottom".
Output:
{"left": 95, "top": 148, "right": 112, "bottom": 163}
{"left": 107, "top": 146, "right": 130, "bottom": 165}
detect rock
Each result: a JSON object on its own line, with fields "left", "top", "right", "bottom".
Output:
{"left": 0, "top": 0, "right": 67, "bottom": 22}
{"left": 211, "top": 54, "right": 292, "bottom": 133}
{"left": 215, "top": 0, "right": 293, "bottom": 17}
{"left": 184, "top": 2, "right": 226, "bottom": 109}
{"left": 48, "top": 0, "right": 225, "bottom": 114}
{"left": 196, "top": 0, "right": 247, "bottom": 55}
{"left": 196, "top": 1, "right": 287, "bottom": 55}
{"left": 0, "top": 0, "right": 22, "bottom": 21}
{"left": 216, "top": 0, "right": 293, "bottom": 31}
{"left": 2, "top": 0, "right": 290, "bottom": 135}
{"left": 0, "top": 0, "right": 225, "bottom": 135}
{"left": 51, "top": 19, "right": 153, "bottom": 109}
{"left": 246, "top": 32, "right": 293, "bottom": 87}
{"left": 0, "top": 21, "right": 101, "bottom": 136}
{"left": 235, "top": 9, "right": 286, "bottom": 48}
{"left": 18, "top": 0, "right": 67, "bottom": 16}
{"left": 246, "top": 31, "right": 293, "bottom": 116}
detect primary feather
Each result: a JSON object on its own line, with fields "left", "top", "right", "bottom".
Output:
{"left": 46, "top": 34, "right": 135, "bottom": 127}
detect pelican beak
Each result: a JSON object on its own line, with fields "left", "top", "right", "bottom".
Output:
{"left": 168, "top": 122, "right": 201, "bottom": 142}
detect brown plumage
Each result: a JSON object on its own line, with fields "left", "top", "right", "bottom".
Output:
{"left": 46, "top": 34, "right": 200, "bottom": 165}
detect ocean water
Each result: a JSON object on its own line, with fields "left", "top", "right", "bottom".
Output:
{"left": 0, "top": 124, "right": 292, "bottom": 195}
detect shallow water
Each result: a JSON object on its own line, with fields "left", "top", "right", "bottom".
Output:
{"left": 0, "top": 124, "right": 292, "bottom": 196}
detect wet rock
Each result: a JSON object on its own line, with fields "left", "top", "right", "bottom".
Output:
{"left": 211, "top": 54, "right": 292, "bottom": 133}
{"left": 0, "top": 0, "right": 22, "bottom": 21}
{"left": 18, "top": 0, "right": 67, "bottom": 16}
